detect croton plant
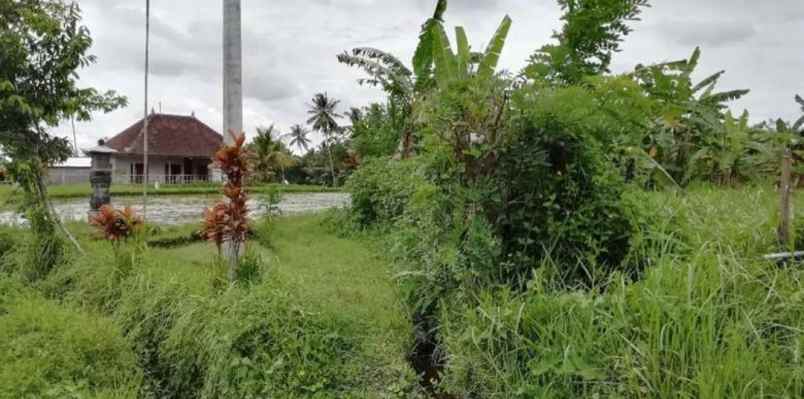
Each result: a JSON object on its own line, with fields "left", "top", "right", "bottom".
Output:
{"left": 203, "top": 131, "right": 250, "bottom": 256}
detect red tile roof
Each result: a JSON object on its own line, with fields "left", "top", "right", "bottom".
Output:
{"left": 105, "top": 113, "right": 223, "bottom": 158}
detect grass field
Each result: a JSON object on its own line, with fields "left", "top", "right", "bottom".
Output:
{"left": 0, "top": 185, "right": 802, "bottom": 397}
{"left": 0, "top": 214, "right": 418, "bottom": 398}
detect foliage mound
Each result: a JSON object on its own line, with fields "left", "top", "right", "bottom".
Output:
{"left": 0, "top": 280, "right": 142, "bottom": 399}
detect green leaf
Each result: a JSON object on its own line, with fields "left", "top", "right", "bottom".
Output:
{"left": 455, "top": 26, "right": 470, "bottom": 77}
{"left": 431, "top": 22, "right": 457, "bottom": 87}
{"left": 413, "top": 19, "right": 436, "bottom": 91}
{"left": 477, "top": 15, "right": 512, "bottom": 81}
{"left": 692, "top": 70, "right": 724, "bottom": 93}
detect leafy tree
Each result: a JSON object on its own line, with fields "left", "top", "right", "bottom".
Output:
{"left": 306, "top": 92, "right": 342, "bottom": 186}
{"left": 526, "top": 0, "right": 650, "bottom": 85}
{"left": 0, "top": 0, "right": 126, "bottom": 259}
{"left": 350, "top": 103, "right": 406, "bottom": 158}
{"left": 250, "top": 125, "right": 296, "bottom": 183}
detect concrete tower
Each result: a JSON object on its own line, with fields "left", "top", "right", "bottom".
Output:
{"left": 223, "top": 0, "right": 243, "bottom": 145}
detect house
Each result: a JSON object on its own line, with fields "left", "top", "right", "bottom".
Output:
{"left": 99, "top": 113, "right": 224, "bottom": 184}
{"left": 47, "top": 157, "right": 92, "bottom": 185}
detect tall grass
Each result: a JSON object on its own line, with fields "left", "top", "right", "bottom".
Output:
{"left": 0, "top": 278, "right": 142, "bottom": 398}
{"left": 438, "top": 185, "right": 804, "bottom": 398}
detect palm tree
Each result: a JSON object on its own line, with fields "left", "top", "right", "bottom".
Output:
{"left": 284, "top": 124, "right": 312, "bottom": 153}
{"left": 306, "top": 93, "right": 342, "bottom": 186}
{"left": 251, "top": 125, "right": 295, "bottom": 183}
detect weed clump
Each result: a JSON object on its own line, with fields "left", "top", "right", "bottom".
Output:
{"left": 0, "top": 285, "right": 142, "bottom": 398}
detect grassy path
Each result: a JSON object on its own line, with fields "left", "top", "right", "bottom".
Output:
{"left": 265, "top": 215, "right": 414, "bottom": 385}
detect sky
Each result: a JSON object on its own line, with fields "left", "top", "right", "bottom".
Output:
{"left": 59, "top": 0, "right": 804, "bottom": 151}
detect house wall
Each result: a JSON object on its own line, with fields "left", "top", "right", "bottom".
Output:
{"left": 111, "top": 155, "right": 214, "bottom": 184}
{"left": 46, "top": 167, "right": 90, "bottom": 185}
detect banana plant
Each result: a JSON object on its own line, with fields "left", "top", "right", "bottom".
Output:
{"left": 631, "top": 47, "right": 750, "bottom": 184}
{"left": 413, "top": 0, "right": 512, "bottom": 89}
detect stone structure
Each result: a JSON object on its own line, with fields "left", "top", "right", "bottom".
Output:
{"left": 85, "top": 141, "right": 116, "bottom": 216}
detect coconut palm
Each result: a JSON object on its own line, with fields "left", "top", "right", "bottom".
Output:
{"left": 285, "top": 124, "right": 312, "bottom": 153}
{"left": 251, "top": 125, "right": 296, "bottom": 183}
{"left": 306, "top": 93, "right": 342, "bottom": 185}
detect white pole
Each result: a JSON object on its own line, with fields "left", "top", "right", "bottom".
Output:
{"left": 143, "top": 0, "right": 150, "bottom": 223}
{"left": 71, "top": 116, "right": 78, "bottom": 156}
{"left": 223, "top": 0, "right": 243, "bottom": 280}
{"left": 223, "top": 0, "right": 243, "bottom": 144}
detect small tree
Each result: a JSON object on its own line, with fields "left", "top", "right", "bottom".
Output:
{"left": 203, "top": 131, "right": 250, "bottom": 282}
{"left": 0, "top": 0, "right": 126, "bottom": 258}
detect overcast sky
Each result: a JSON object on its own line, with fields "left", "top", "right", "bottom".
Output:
{"left": 59, "top": 0, "right": 804, "bottom": 151}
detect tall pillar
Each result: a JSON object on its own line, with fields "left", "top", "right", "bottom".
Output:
{"left": 223, "top": 0, "right": 243, "bottom": 145}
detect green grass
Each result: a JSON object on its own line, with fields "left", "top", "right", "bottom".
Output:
{"left": 2, "top": 184, "right": 802, "bottom": 397}
{"left": 266, "top": 215, "right": 413, "bottom": 376}
{"left": 0, "top": 213, "right": 420, "bottom": 398}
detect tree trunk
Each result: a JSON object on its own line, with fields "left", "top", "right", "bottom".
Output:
{"left": 32, "top": 168, "right": 84, "bottom": 255}
{"left": 326, "top": 141, "right": 336, "bottom": 186}
{"left": 224, "top": 239, "right": 243, "bottom": 282}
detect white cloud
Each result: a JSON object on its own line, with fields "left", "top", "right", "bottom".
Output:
{"left": 60, "top": 0, "right": 804, "bottom": 150}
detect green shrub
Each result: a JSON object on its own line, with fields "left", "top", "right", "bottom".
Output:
{"left": 0, "top": 291, "right": 141, "bottom": 398}
{"left": 346, "top": 157, "right": 434, "bottom": 227}
{"left": 492, "top": 118, "right": 635, "bottom": 287}
{"left": 160, "top": 283, "right": 357, "bottom": 398}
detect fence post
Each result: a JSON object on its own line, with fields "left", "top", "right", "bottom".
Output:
{"left": 779, "top": 148, "right": 794, "bottom": 247}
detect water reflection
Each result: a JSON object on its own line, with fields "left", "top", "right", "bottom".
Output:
{"left": 0, "top": 193, "right": 350, "bottom": 226}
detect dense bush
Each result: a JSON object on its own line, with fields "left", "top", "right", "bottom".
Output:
{"left": 346, "top": 157, "right": 435, "bottom": 227}
{"left": 163, "top": 284, "right": 357, "bottom": 398}
{"left": 0, "top": 283, "right": 141, "bottom": 398}
{"left": 492, "top": 117, "right": 635, "bottom": 287}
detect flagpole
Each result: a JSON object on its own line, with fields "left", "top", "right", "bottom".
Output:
{"left": 143, "top": 0, "right": 150, "bottom": 223}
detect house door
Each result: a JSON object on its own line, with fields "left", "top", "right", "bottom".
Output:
{"left": 131, "top": 163, "right": 145, "bottom": 184}
{"left": 170, "top": 163, "right": 181, "bottom": 184}
{"left": 183, "top": 158, "right": 194, "bottom": 183}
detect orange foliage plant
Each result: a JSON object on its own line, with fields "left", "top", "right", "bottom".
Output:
{"left": 89, "top": 205, "right": 143, "bottom": 245}
{"left": 203, "top": 131, "right": 250, "bottom": 258}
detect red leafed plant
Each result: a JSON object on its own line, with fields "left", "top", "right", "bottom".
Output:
{"left": 203, "top": 131, "right": 250, "bottom": 261}
{"left": 90, "top": 205, "right": 143, "bottom": 244}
